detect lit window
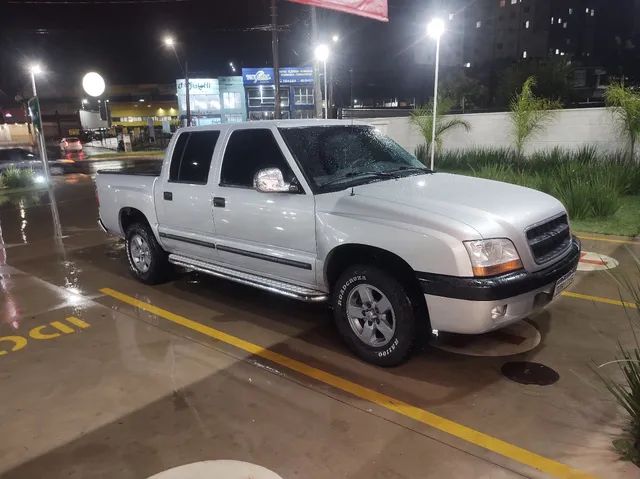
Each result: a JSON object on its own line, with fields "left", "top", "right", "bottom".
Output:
{"left": 510, "top": 0, "right": 516, "bottom": 4}
{"left": 550, "top": 16, "right": 554, "bottom": 24}
{"left": 558, "top": 17, "right": 562, "bottom": 23}
{"left": 563, "top": 22, "right": 567, "bottom": 28}
{"left": 555, "top": 48, "right": 560, "bottom": 54}
{"left": 293, "top": 87, "right": 314, "bottom": 105}
{"left": 585, "top": 7, "right": 589, "bottom": 13}
{"left": 476, "top": 20, "right": 481, "bottom": 28}
{"left": 464, "top": 62, "right": 471, "bottom": 68}
{"left": 525, "top": 20, "right": 530, "bottom": 28}
{"left": 591, "top": 9, "right": 595, "bottom": 16}
{"left": 223, "top": 91, "right": 241, "bottom": 109}
{"left": 522, "top": 50, "right": 527, "bottom": 58}
{"left": 499, "top": 0, "right": 506, "bottom": 6}
{"left": 560, "top": 51, "right": 565, "bottom": 56}
{"left": 569, "top": 8, "right": 573, "bottom": 14}
{"left": 449, "top": 12, "right": 455, "bottom": 20}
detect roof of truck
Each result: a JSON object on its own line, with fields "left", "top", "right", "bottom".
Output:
{"left": 177, "top": 119, "right": 370, "bottom": 134}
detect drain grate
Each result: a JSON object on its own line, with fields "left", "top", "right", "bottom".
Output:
{"left": 501, "top": 361, "right": 559, "bottom": 386}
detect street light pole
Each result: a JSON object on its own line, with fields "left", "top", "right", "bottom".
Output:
{"left": 314, "top": 44, "right": 330, "bottom": 120}
{"left": 164, "top": 36, "right": 191, "bottom": 127}
{"left": 28, "top": 64, "right": 51, "bottom": 183}
{"left": 430, "top": 35, "right": 440, "bottom": 171}
{"left": 427, "top": 18, "right": 445, "bottom": 171}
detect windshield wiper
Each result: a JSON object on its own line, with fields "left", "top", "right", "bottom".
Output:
{"left": 321, "top": 171, "right": 399, "bottom": 189}
{"left": 386, "top": 166, "right": 433, "bottom": 175}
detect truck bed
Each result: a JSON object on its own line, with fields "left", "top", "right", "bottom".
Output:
{"left": 96, "top": 162, "right": 162, "bottom": 176}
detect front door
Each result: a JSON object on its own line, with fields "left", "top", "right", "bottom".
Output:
{"left": 212, "top": 127, "right": 316, "bottom": 287}
{"left": 156, "top": 130, "right": 220, "bottom": 261}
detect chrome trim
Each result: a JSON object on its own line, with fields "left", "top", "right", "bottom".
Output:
{"left": 168, "top": 254, "right": 328, "bottom": 303}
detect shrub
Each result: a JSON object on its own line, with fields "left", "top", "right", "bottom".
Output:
{"left": 1, "top": 168, "right": 35, "bottom": 189}
{"left": 598, "top": 254, "right": 640, "bottom": 465}
{"left": 414, "top": 144, "right": 429, "bottom": 166}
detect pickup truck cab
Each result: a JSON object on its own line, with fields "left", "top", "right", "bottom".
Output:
{"left": 96, "top": 120, "right": 580, "bottom": 366}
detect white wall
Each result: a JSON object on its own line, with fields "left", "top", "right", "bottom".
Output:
{"left": 366, "top": 107, "right": 625, "bottom": 155}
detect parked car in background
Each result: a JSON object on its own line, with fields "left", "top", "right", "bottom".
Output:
{"left": 0, "top": 148, "right": 42, "bottom": 173}
{"left": 59, "top": 137, "right": 83, "bottom": 152}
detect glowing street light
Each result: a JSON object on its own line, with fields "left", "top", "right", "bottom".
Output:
{"left": 82, "top": 71, "right": 106, "bottom": 97}
{"left": 163, "top": 34, "right": 190, "bottom": 126}
{"left": 426, "top": 18, "right": 445, "bottom": 171}
{"left": 315, "top": 44, "right": 330, "bottom": 119}
{"left": 332, "top": 34, "right": 339, "bottom": 43}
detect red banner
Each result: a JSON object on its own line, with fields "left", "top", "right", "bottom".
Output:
{"left": 287, "top": 0, "right": 388, "bottom": 22}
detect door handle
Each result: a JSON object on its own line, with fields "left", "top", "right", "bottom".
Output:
{"left": 213, "top": 197, "right": 225, "bottom": 207}
{"left": 163, "top": 191, "right": 173, "bottom": 201}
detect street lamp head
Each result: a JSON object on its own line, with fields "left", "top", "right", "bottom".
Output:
{"left": 29, "top": 64, "right": 42, "bottom": 75}
{"left": 427, "top": 18, "right": 445, "bottom": 39}
{"left": 314, "top": 44, "right": 330, "bottom": 62}
{"left": 332, "top": 34, "right": 339, "bottom": 43}
{"left": 164, "top": 36, "right": 175, "bottom": 47}
{"left": 82, "top": 98, "right": 88, "bottom": 104}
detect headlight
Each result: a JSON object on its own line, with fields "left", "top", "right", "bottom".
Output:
{"left": 463, "top": 238, "right": 523, "bottom": 277}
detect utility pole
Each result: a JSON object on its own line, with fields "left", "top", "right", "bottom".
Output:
{"left": 185, "top": 60, "right": 191, "bottom": 126}
{"left": 271, "top": 0, "right": 281, "bottom": 119}
{"left": 311, "top": 7, "right": 323, "bottom": 118}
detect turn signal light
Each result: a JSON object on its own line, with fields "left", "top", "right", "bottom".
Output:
{"left": 472, "top": 259, "right": 523, "bottom": 277}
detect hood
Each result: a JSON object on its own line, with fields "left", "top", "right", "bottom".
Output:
{"left": 344, "top": 172, "right": 566, "bottom": 239}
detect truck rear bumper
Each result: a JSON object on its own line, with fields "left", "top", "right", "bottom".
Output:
{"left": 418, "top": 237, "right": 580, "bottom": 334}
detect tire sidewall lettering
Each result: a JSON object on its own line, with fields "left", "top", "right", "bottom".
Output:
{"left": 337, "top": 275, "right": 366, "bottom": 307}
{"left": 378, "top": 337, "right": 399, "bottom": 357}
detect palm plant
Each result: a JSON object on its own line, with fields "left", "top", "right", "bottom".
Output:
{"left": 605, "top": 83, "right": 640, "bottom": 162}
{"left": 509, "top": 76, "right": 560, "bottom": 162}
{"left": 410, "top": 96, "right": 470, "bottom": 164}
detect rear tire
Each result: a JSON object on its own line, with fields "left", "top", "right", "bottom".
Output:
{"left": 332, "top": 265, "right": 416, "bottom": 366}
{"left": 125, "top": 222, "right": 172, "bottom": 284}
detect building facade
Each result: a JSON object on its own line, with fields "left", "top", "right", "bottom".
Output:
{"left": 175, "top": 76, "right": 246, "bottom": 125}
{"left": 242, "top": 67, "right": 316, "bottom": 120}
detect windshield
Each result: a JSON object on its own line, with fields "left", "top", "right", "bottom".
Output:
{"left": 279, "top": 125, "right": 429, "bottom": 192}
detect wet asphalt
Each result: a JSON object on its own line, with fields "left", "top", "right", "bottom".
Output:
{"left": 0, "top": 164, "right": 639, "bottom": 478}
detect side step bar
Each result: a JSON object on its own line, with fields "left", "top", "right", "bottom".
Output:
{"left": 168, "top": 254, "right": 329, "bottom": 303}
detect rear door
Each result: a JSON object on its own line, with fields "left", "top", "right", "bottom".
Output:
{"left": 211, "top": 127, "right": 317, "bottom": 287}
{"left": 155, "top": 129, "right": 220, "bottom": 261}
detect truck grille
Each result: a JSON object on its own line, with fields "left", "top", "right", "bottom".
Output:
{"left": 526, "top": 215, "right": 571, "bottom": 264}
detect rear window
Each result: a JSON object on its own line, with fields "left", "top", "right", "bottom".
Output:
{"left": 169, "top": 130, "right": 220, "bottom": 184}
{"left": 66, "top": 137, "right": 80, "bottom": 142}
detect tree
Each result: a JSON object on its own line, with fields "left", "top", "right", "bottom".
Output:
{"left": 496, "top": 59, "right": 573, "bottom": 108}
{"left": 605, "top": 83, "right": 640, "bottom": 162}
{"left": 440, "top": 70, "right": 489, "bottom": 111}
{"left": 410, "top": 96, "right": 470, "bottom": 161}
{"left": 509, "top": 76, "right": 560, "bottom": 161}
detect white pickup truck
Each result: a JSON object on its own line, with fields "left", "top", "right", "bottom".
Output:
{"left": 96, "top": 120, "right": 580, "bottom": 365}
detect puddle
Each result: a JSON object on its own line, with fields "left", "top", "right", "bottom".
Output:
{"left": 501, "top": 361, "right": 559, "bottom": 386}
{"left": 431, "top": 321, "right": 541, "bottom": 357}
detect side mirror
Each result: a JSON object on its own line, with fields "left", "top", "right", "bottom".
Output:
{"left": 253, "top": 168, "right": 299, "bottom": 193}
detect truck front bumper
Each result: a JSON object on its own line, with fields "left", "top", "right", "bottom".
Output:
{"left": 417, "top": 237, "right": 581, "bottom": 334}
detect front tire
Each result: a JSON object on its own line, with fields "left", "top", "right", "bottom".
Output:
{"left": 332, "top": 265, "right": 416, "bottom": 366}
{"left": 125, "top": 223, "right": 172, "bottom": 284}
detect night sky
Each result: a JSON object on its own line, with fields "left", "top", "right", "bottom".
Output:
{"left": 1, "top": 0, "right": 433, "bottom": 103}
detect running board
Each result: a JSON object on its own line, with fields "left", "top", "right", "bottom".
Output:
{"left": 168, "top": 254, "right": 329, "bottom": 303}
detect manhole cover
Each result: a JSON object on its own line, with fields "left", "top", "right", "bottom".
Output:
{"left": 147, "top": 460, "right": 283, "bottom": 479}
{"left": 431, "top": 321, "right": 541, "bottom": 357}
{"left": 501, "top": 361, "right": 559, "bottom": 385}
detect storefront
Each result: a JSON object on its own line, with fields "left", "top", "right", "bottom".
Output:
{"left": 176, "top": 76, "right": 246, "bottom": 125}
{"left": 242, "top": 67, "right": 315, "bottom": 120}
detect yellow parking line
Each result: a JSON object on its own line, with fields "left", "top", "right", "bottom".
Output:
{"left": 100, "top": 287, "right": 594, "bottom": 479}
{"left": 561, "top": 291, "right": 637, "bottom": 309}
{"left": 576, "top": 234, "right": 639, "bottom": 245}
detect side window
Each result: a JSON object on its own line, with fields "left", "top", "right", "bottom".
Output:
{"left": 220, "top": 129, "right": 294, "bottom": 188}
{"left": 168, "top": 130, "right": 219, "bottom": 184}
